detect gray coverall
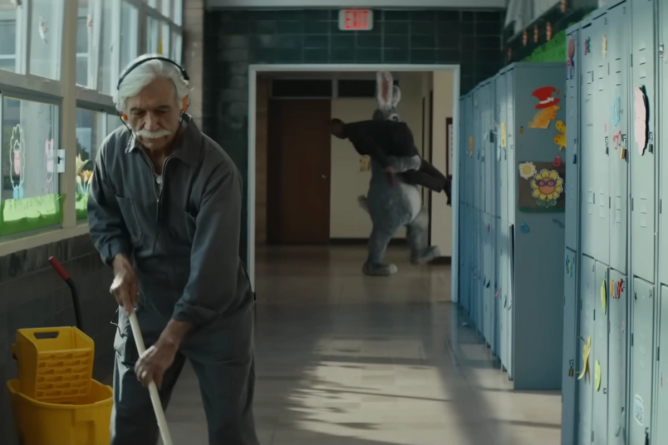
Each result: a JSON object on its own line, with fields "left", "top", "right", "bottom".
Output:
{"left": 88, "top": 114, "right": 259, "bottom": 445}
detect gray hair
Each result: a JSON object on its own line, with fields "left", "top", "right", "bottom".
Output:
{"left": 114, "top": 56, "right": 190, "bottom": 112}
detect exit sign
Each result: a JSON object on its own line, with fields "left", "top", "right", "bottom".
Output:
{"left": 338, "top": 10, "right": 373, "bottom": 31}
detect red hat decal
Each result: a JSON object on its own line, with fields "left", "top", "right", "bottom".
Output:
{"left": 533, "top": 86, "right": 561, "bottom": 109}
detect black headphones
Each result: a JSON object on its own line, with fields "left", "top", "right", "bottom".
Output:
{"left": 116, "top": 55, "right": 190, "bottom": 90}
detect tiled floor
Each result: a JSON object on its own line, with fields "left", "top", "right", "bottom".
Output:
{"left": 165, "top": 245, "right": 561, "bottom": 445}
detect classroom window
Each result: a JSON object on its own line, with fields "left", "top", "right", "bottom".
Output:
{"left": 29, "top": 0, "right": 65, "bottom": 80}
{"left": 0, "top": 96, "right": 61, "bottom": 237}
{"left": 0, "top": 2, "right": 18, "bottom": 73}
{"left": 75, "top": 108, "right": 106, "bottom": 220}
{"left": 120, "top": 1, "right": 139, "bottom": 71}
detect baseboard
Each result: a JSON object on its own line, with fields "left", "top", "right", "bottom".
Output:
{"left": 329, "top": 238, "right": 408, "bottom": 245}
{"left": 429, "top": 256, "right": 451, "bottom": 265}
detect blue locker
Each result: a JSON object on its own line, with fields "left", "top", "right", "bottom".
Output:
{"left": 483, "top": 81, "right": 495, "bottom": 216}
{"left": 659, "top": 0, "right": 668, "bottom": 286}
{"left": 579, "top": 19, "right": 598, "bottom": 261}
{"left": 607, "top": 2, "right": 629, "bottom": 275}
{"left": 505, "top": 68, "right": 516, "bottom": 379}
{"left": 654, "top": 285, "right": 668, "bottom": 444}
{"left": 562, "top": 248, "right": 579, "bottom": 445}
{"left": 593, "top": 262, "right": 609, "bottom": 445}
{"left": 509, "top": 63, "right": 565, "bottom": 389}
{"left": 579, "top": 255, "right": 596, "bottom": 445}
{"left": 581, "top": 11, "right": 611, "bottom": 264}
{"left": 629, "top": 277, "right": 654, "bottom": 445}
{"left": 565, "top": 24, "right": 581, "bottom": 252}
{"left": 630, "top": 0, "right": 656, "bottom": 283}
{"left": 608, "top": 268, "right": 627, "bottom": 445}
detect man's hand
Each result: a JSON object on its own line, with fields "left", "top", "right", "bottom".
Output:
{"left": 384, "top": 166, "right": 396, "bottom": 187}
{"left": 110, "top": 254, "right": 138, "bottom": 314}
{"left": 135, "top": 320, "right": 192, "bottom": 388}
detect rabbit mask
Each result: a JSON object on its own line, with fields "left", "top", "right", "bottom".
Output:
{"left": 373, "top": 71, "right": 402, "bottom": 122}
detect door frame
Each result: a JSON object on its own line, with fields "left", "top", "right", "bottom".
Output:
{"left": 248, "top": 64, "right": 461, "bottom": 302}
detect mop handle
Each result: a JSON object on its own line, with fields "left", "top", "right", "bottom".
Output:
{"left": 128, "top": 311, "right": 174, "bottom": 445}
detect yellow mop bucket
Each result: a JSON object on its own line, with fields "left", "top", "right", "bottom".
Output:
{"left": 7, "top": 379, "right": 112, "bottom": 445}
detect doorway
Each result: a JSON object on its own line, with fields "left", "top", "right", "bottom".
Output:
{"left": 267, "top": 99, "right": 331, "bottom": 245}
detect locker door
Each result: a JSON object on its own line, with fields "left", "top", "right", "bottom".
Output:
{"left": 654, "top": 286, "right": 668, "bottom": 444}
{"left": 659, "top": 0, "right": 668, "bottom": 285}
{"left": 608, "top": 268, "right": 627, "bottom": 445}
{"left": 579, "top": 255, "right": 596, "bottom": 445}
{"left": 592, "top": 14, "right": 611, "bottom": 265}
{"left": 565, "top": 28, "right": 581, "bottom": 252}
{"left": 593, "top": 262, "right": 609, "bottom": 445}
{"left": 629, "top": 278, "right": 654, "bottom": 445}
{"left": 484, "top": 83, "right": 495, "bottom": 216}
{"left": 607, "top": 3, "right": 629, "bottom": 275}
{"left": 506, "top": 70, "right": 516, "bottom": 379}
{"left": 562, "top": 248, "right": 579, "bottom": 445}
{"left": 499, "top": 220, "right": 509, "bottom": 369}
{"left": 630, "top": 0, "right": 656, "bottom": 283}
{"left": 580, "top": 23, "right": 598, "bottom": 261}
{"left": 484, "top": 212, "right": 493, "bottom": 345}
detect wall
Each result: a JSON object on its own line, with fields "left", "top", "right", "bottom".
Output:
{"left": 430, "top": 70, "right": 454, "bottom": 256}
{"left": 254, "top": 76, "right": 270, "bottom": 246}
{"left": 183, "top": 0, "right": 205, "bottom": 129}
{"left": 0, "top": 235, "right": 116, "bottom": 443}
{"left": 205, "top": 8, "right": 505, "bottom": 260}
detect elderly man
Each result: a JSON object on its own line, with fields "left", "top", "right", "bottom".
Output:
{"left": 88, "top": 54, "right": 258, "bottom": 444}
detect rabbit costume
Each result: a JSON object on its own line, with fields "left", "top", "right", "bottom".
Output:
{"left": 358, "top": 72, "right": 440, "bottom": 276}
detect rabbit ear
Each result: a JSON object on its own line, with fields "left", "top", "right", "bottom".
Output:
{"left": 376, "top": 71, "right": 393, "bottom": 109}
{"left": 391, "top": 85, "right": 402, "bottom": 108}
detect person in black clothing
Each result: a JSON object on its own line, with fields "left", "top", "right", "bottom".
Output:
{"left": 330, "top": 118, "right": 451, "bottom": 205}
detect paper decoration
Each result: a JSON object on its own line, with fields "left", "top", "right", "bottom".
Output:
{"left": 611, "top": 94, "right": 621, "bottom": 127}
{"left": 520, "top": 223, "right": 530, "bottom": 233}
{"left": 579, "top": 336, "right": 592, "bottom": 380}
{"left": 469, "top": 136, "right": 473, "bottom": 157}
{"left": 635, "top": 395, "right": 644, "bottom": 426}
{"left": 553, "top": 156, "right": 562, "bottom": 167}
{"left": 554, "top": 120, "right": 567, "bottom": 150}
{"left": 601, "top": 280, "right": 607, "bottom": 314}
{"left": 39, "top": 17, "right": 48, "bottom": 44}
{"left": 634, "top": 85, "right": 648, "bottom": 154}
{"left": 501, "top": 123, "right": 507, "bottom": 148}
{"left": 617, "top": 279, "right": 624, "bottom": 299}
{"left": 595, "top": 360, "right": 602, "bottom": 390}
{"left": 602, "top": 35, "right": 607, "bottom": 58}
{"left": 359, "top": 155, "right": 371, "bottom": 172}
{"left": 45, "top": 139, "right": 55, "bottom": 194}
{"left": 529, "top": 87, "right": 561, "bottom": 129}
{"left": 584, "top": 37, "right": 591, "bottom": 55}
{"left": 9, "top": 124, "right": 25, "bottom": 200}
{"left": 518, "top": 163, "right": 566, "bottom": 212}
{"left": 519, "top": 162, "right": 537, "bottom": 180}
{"left": 567, "top": 38, "right": 575, "bottom": 80}
{"left": 611, "top": 279, "right": 616, "bottom": 299}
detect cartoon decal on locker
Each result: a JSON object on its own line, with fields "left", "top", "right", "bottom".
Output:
{"left": 45, "top": 139, "right": 55, "bottom": 194}
{"left": 501, "top": 122, "right": 507, "bottom": 148}
{"left": 584, "top": 37, "right": 591, "bottom": 55}
{"left": 9, "top": 124, "right": 25, "bottom": 200}
{"left": 634, "top": 85, "right": 649, "bottom": 155}
{"left": 601, "top": 280, "right": 607, "bottom": 314}
{"left": 517, "top": 162, "right": 565, "bottom": 212}
{"left": 554, "top": 120, "right": 567, "bottom": 150}
{"left": 602, "top": 35, "right": 607, "bottom": 58}
{"left": 610, "top": 279, "right": 615, "bottom": 300}
{"left": 519, "top": 162, "right": 537, "bottom": 180}
{"left": 553, "top": 156, "right": 562, "bottom": 167}
{"left": 595, "top": 360, "right": 602, "bottom": 391}
{"left": 469, "top": 136, "right": 473, "bottom": 158}
{"left": 529, "top": 87, "right": 561, "bottom": 129}
{"left": 616, "top": 279, "right": 624, "bottom": 299}
{"left": 611, "top": 93, "right": 621, "bottom": 127}
{"left": 520, "top": 223, "right": 530, "bottom": 234}
{"left": 578, "top": 336, "right": 592, "bottom": 380}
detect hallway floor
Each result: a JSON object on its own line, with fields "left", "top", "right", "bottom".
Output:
{"left": 165, "top": 246, "right": 561, "bottom": 445}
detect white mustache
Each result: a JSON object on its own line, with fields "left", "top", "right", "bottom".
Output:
{"left": 135, "top": 129, "right": 171, "bottom": 139}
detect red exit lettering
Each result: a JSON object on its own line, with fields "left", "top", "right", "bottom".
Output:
{"left": 339, "top": 10, "right": 373, "bottom": 31}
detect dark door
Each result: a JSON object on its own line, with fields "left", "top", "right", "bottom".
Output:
{"left": 267, "top": 99, "right": 331, "bottom": 245}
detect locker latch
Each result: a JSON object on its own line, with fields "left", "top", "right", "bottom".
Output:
{"left": 660, "top": 44, "right": 665, "bottom": 59}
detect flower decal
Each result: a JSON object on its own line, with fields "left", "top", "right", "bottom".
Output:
{"left": 519, "top": 162, "right": 537, "bottom": 180}
{"left": 531, "top": 169, "right": 563, "bottom": 208}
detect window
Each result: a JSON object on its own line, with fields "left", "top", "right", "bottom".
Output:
{"left": 107, "top": 113, "right": 122, "bottom": 136}
{"left": 147, "top": 16, "right": 159, "bottom": 54}
{"left": 120, "top": 1, "right": 139, "bottom": 71}
{"left": 1, "top": 96, "right": 61, "bottom": 237}
{"left": 160, "top": 22, "right": 171, "bottom": 57}
{"left": 173, "top": 0, "right": 182, "bottom": 26}
{"left": 172, "top": 32, "right": 182, "bottom": 63}
{"left": 75, "top": 109, "right": 106, "bottom": 220}
{"left": 98, "top": 0, "right": 116, "bottom": 95}
{"left": 0, "top": 1, "right": 18, "bottom": 73}
{"left": 76, "top": 0, "right": 98, "bottom": 88}
{"left": 30, "top": 0, "right": 65, "bottom": 80}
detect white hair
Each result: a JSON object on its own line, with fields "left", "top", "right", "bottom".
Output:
{"left": 114, "top": 55, "right": 190, "bottom": 112}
